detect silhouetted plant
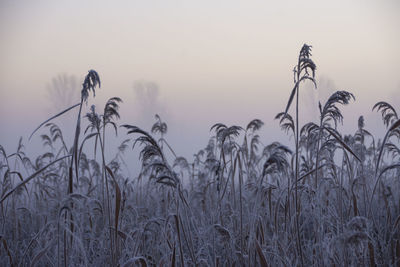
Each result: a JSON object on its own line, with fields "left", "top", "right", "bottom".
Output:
{"left": 280, "top": 44, "right": 316, "bottom": 266}
{"left": 2, "top": 47, "right": 400, "bottom": 267}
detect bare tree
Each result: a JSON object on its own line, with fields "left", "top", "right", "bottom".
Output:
{"left": 132, "top": 81, "right": 167, "bottom": 127}
{"left": 46, "top": 73, "right": 80, "bottom": 113}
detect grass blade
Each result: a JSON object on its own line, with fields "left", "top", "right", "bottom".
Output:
{"left": 0, "top": 155, "right": 71, "bottom": 203}
{"left": 283, "top": 84, "right": 296, "bottom": 118}
{"left": 255, "top": 240, "right": 269, "bottom": 267}
{"left": 29, "top": 103, "right": 80, "bottom": 140}
{"left": 324, "top": 126, "right": 361, "bottom": 162}
{"left": 0, "top": 236, "right": 14, "bottom": 267}
{"left": 105, "top": 166, "right": 121, "bottom": 248}
{"left": 6, "top": 171, "right": 29, "bottom": 196}
{"left": 78, "top": 132, "right": 99, "bottom": 166}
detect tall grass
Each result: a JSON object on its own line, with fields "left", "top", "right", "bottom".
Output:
{"left": 0, "top": 45, "right": 400, "bottom": 266}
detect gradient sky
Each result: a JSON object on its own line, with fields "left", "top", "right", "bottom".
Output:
{"left": 0, "top": 0, "right": 399, "bottom": 159}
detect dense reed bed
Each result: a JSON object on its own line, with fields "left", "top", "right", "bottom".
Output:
{"left": 1, "top": 45, "right": 399, "bottom": 266}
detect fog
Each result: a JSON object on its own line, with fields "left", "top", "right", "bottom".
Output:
{"left": 1, "top": 0, "right": 399, "bottom": 162}
{"left": 2, "top": 2, "right": 400, "bottom": 265}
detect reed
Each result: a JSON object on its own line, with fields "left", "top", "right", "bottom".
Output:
{"left": 0, "top": 46, "right": 399, "bottom": 266}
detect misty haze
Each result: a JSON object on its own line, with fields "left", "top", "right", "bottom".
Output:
{"left": 0, "top": 0, "right": 399, "bottom": 266}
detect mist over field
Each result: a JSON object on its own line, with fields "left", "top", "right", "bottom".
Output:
{"left": 0, "top": 1, "right": 399, "bottom": 266}
{"left": 1, "top": 0, "right": 399, "bottom": 159}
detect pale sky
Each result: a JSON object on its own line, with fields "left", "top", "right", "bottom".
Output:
{"left": 0, "top": 0, "right": 399, "bottom": 159}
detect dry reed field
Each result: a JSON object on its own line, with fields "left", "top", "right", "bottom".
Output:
{"left": 1, "top": 44, "right": 400, "bottom": 266}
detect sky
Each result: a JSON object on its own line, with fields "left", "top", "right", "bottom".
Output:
{"left": 0, "top": 0, "right": 399, "bottom": 162}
